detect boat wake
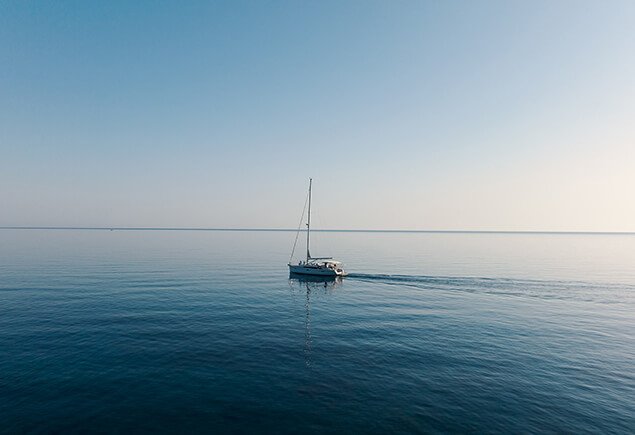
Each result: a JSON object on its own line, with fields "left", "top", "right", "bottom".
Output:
{"left": 346, "top": 273, "right": 635, "bottom": 305}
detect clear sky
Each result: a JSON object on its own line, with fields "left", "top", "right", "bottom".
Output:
{"left": 2, "top": 0, "right": 634, "bottom": 231}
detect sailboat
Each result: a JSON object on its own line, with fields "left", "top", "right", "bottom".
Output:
{"left": 288, "top": 178, "right": 348, "bottom": 277}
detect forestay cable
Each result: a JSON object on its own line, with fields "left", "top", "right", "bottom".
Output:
{"left": 289, "top": 191, "right": 309, "bottom": 263}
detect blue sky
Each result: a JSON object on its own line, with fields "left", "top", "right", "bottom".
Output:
{"left": 2, "top": 1, "right": 634, "bottom": 230}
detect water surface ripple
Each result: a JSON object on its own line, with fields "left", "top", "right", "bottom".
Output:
{"left": 1, "top": 230, "right": 634, "bottom": 433}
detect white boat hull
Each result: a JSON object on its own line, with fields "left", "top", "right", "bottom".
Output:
{"left": 289, "top": 264, "right": 347, "bottom": 277}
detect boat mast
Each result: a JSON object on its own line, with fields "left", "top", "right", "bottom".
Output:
{"left": 306, "top": 178, "right": 312, "bottom": 262}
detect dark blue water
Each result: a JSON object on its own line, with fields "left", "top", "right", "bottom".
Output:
{"left": 1, "top": 230, "right": 634, "bottom": 433}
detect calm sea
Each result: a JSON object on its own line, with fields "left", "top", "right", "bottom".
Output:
{"left": 1, "top": 229, "right": 634, "bottom": 434}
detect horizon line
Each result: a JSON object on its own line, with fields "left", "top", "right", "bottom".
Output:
{"left": 1, "top": 227, "right": 634, "bottom": 235}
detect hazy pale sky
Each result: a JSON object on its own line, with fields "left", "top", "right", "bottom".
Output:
{"left": 2, "top": 1, "right": 634, "bottom": 231}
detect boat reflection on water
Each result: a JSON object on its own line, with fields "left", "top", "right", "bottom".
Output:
{"left": 288, "top": 273, "right": 343, "bottom": 368}
{"left": 289, "top": 273, "right": 344, "bottom": 290}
